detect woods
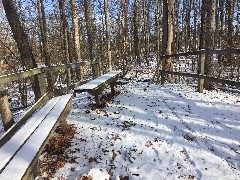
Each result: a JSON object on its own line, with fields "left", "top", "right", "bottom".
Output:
{"left": 0, "top": 0, "right": 239, "bottom": 129}
{"left": 0, "top": 0, "right": 239, "bottom": 75}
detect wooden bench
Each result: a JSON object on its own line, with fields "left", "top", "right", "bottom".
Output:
{"left": 0, "top": 94, "right": 73, "bottom": 180}
{"left": 74, "top": 71, "right": 122, "bottom": 106}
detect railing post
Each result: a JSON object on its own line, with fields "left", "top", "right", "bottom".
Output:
{"left": 237, "top": 59, "right": 240, "bottom": 83}
{"left": 161, "top": 57, "right": 165, "bottom": 85}
{"left": 93, "top": 61, "right": 101, "bottom": 77}
{"left": 38, "top": 68, "right": 47, "bottom": 96}
{"left": 66, "top": 68, "right": 71, "bottom": 93}
{"left": 198, "top": 53, "right": 205, "bottom": 93}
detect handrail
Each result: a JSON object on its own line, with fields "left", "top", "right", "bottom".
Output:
{"left": 158, "top": 48, "right": 240, "bottom": 93}
{"left": 0, "top": 68, "right": 41, "bottom": 85}
{"left": 0, "top": 61, "right": 91, "bottom": 85}
{"left": 161, "top": 48, "right": 240, "bottom": 58}
{"left": 160, "top": 70, "right": 240, "bottom": 88}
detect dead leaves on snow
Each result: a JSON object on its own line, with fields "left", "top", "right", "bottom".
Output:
{"left": 88, "top": 157, "right": 98, "bottom": 163}
{"left": 77, "top": 176, "right": 93, "bottom": 180}
{"left": 38, "top": 124, "right": 77, "bottom": 178}
{"left": 117, "top": 121, "right": 136, "bottom": 131}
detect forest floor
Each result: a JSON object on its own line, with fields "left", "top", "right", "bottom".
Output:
{"left": 1, "top": 71, "right": 240, "bottom": 179}
{"left": 35, "top": 72, "right": 240, "bottom": 180}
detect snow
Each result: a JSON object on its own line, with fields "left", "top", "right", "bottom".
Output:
{"left": 0, "top": 70, "right": 240, "bottom": 179}
{"left": 0, "top": 94, "right": 72, "bottom": 179}
{"left": 0, "top": 96, "right": 61, "bottom": 172}
{"left": 74, "top": 71, "right": 121, "bottom": 91}
{"left": 84, "top": 168, "right": 110, "bottom": 180}
{"left": 44, "top": 76, "right": 240, "bottom": 179}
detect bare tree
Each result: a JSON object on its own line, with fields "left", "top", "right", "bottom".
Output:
{"left": 205, "top": 0, "right": 216, "bottom": 74}
{"left": 161, "top": 0, "right": 174, "bottom": 84}
{"left": 37, "top": 0, "right": 53, "bottom": 91}
{"left": 71, "top": 0, "right": 83, "bottom": 80}
{"left": 84, "top": 0, "right": 100, "bottom": 76}
{"left": 226, "top": 0, "right": 235, "bottom": 64}
{"left": 133, "top": 0, "right": 140, "bottom": 66}
{"left": 143, "top": 0, "right": 150, "bottom": 66}
{"left": 104, "top": 0, "right": 112, "bottom": 71}
{"left": 58, "top": 0, "right": 72, "bottom": 88}
{"left": 121, "top": 0, "right": 129, "bottom": 74}
{"left": 2, "top": 0, "right": 42, "bottom": 101}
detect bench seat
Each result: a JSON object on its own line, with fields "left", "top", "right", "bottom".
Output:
{"left": 0, "top": 94, "right": 73, "bottom": 180}
{"left": 74, "top": 71, "right": 121, "bottom": 105}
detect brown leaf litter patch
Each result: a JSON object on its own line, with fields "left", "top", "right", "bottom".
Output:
{"left": 38, "top": 124, "right": 77, "bottom": 178}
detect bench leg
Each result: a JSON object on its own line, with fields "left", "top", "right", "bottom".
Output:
{"left": 95, "top": 95, "right": 101, "bottom": 106}
{"left": 60, "top": 119, "right": 70, "bottom": 133}
{"left": 32, "top": 163, "right": 40, "bottom": 178}
{"left": 23, "top": 162, "right": 40, "bottom": 180}
{"left": 110, "top": 83, "right": 115, "bottom": 96}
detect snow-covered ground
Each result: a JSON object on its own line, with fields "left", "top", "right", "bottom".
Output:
{"left": 36, "top": 74, "right": 240, "bottom": 179}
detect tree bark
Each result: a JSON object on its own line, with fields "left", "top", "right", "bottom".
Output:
{"left": 0, "top": 61, "right": 14, "bottom": 131}
{"left": 2, "top": 0, "right": 42, "bottom": 101}
{"left": 143, "top": 1, "right": 150, "bottom": 66}
{"left": 71, "top": 0, "right": 83, "bottom": 79}
{"left": 162, "top": 0, "right": 174, "bottom": 83}
{"left": 104, "top": 0, "right": 112, "bottom": 71}
{"left": 226, "top": 0, "right": 235, "bottom": 64}
{"left": 198, "top": 0, "right": 207, "bottom": 92}
{"left": 154, "top": 0, "right": 162, "bottom": 83}
{"left": 37, "top": 0, "right": 53, "bottom": 91}
{"left": 84, "top": 0, "right": 100, "bottom": 76}
{"left": 206, "top": 0, "right": 216, "bottom": 88}
{"left": 166, "top": 0, "right": 174, "bottom": 76}
{"left": 59, "top": 0, "right": 71, "bottom": 88}
{"left": 121, "top": 0, "right": 129, "bottom": 74}
{"left": 133, "top": 0, "right": 140, "bottom": 66}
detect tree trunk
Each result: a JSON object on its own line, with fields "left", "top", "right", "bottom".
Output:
{"left": 154, "top": 0, "right": 162, "bottom": 83}
{"left": 104, "top": 0, "right": 112, "bottom": 71}
{"left": 84, "top": 0, "right": 100, "bottom": 76}
{"left": 143, "top": 1, "right": 150, "bottom": 66}
{"left": 198, "top": 0, "right": 207, "bottom": 92}
{"left": 37, "top": 0, "right": 53, "bottom": 91}
{"left": 226, "top": 0, "right": 235, "bottom": 64}
{"left": 2, "top": 0, "right": 42, "bottom": 101}
{"left": 162, "top": 0, "right": 174, "bottom": 83}
{"left": 166, "top": 0, "right": 174, "bottom": 71}
{"left": 59, "top": 0, "right": 69, "bottom": 64}
{"left": 0, "top": 61, "right": 14, "bottom": 131}
{"left": 122, "top": 0, "right": 129, "bottom": 74}
{"left": 133, "top": 0, "right": 140, "bottom": 66}
{"left": 204, "top": 0, "right": 216, "bottom": 89}
{"left": 59, "top": 0, "right": 71, "bottom": 88}
{"left": 71, "top": 0, "right": 83, "bottom": 79}
{"left": 161, "top": 0, "right": 168, "bottom": 84}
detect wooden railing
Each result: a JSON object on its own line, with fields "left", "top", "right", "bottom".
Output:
{"left": 0, "top": 61, "right": 97, "bottom": 146}
{"left": 161, "top": 49, "right": 240, "bottom": 58}
{"left": 157, "top": 48, "right": 240, "bottom": 92}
